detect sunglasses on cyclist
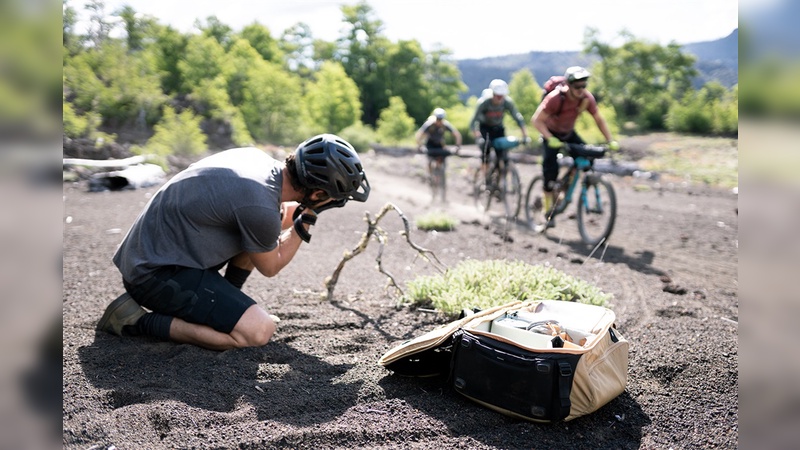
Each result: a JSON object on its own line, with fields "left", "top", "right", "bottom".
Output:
{"left": 571, "top": 82, "right": 587, "bottom": 90}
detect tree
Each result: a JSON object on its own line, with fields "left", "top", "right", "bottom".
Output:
{"left": 375, "top": 96, "right": 415, "bottom": 144}
{"left": 337, "top": 1, "right": 391, "bottom": 126}
{"left": 508, "top": 68, "right": 540, "bottom": 125}
{"left": 583, "top": 28, "right": 697, "bottom": 130}
{"left": 152, "top": 25, "right": 187, "bottom": 95}
{"left": 384, "top": 40, "right": 429, "bottom": 124}
{"left": 134, "top": 106, "right": 207, "bottom": 167}
{"left": 239, "top": 22, "right": 283, "bottom": 64}
{"left": 423, "top": 46, "right": 467, "bottom": 112}
{"left": 304, "top": 61, "right": 362, "bottom": 134}
{"left": 195, "top": 15, "right": 234, "bottom": 49}
{"left": 83, "top": 0, "right": 114, "bottom": 48}
{"left": 178, "top": 35, "right": 229, "bottom": 95}
{"left": 240, "top": 60, "right": 304, "bottom": 144}
{"left": 279, "top": 22, "right": 316, "bottom": 77}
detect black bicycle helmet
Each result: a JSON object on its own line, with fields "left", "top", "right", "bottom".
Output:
{"left": 294, "top": 134, "right": 370, "bottom": 202}
{"left": 564, "top": 66, "right": 591, "bottom": 84}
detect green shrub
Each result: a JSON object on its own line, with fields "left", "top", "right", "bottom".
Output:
{"left": 403, "top": 259, "right": 611, "bottom": 318}
{"left": 415, "top": 211, "right": 458, "bottom": 231}
{"left": 376, "top": 96, "right": 416, "bottom": 145}
{"left": 133, "top": 106, "right": 207, "bottom": 167}
{"left": 337, "top": 122, "right": 378, "bottom": 153}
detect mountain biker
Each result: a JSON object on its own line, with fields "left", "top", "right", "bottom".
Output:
{"left": 97, "top": 134, "right": 370, "bottom": 351}
{"left": 530, "top": 66, "right": 619, "bottom": 228}
{"left": 416, "top": 108, "right": 462, "bottom": 202}
{"left": 469, "top": 79, "right": 530, "bottom": 178}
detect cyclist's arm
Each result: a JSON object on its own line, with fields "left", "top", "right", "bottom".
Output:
{"left": 415, "top": 120, "right": 433, "bottom": 147}
{"left": 445, "top": 121, "right": 462, "bottom": 146}
{"left": 531, "top": 104, "right": 553, "bottom": 140}
{"left": 506, "top": 99, "right": 529, "bottom": 140}
{"left": 469, "top": 99, "right": 486, "bottom": 138}
{"left": 591, "top": 110, "right": 614, "bottom": 143}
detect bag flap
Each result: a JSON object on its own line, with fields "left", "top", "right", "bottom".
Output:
{"left": 378, "top": 301, "right": 522, "bottom": 371}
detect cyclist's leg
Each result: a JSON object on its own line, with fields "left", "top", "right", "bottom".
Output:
{"left": 541, "top": 134, "right": 562, "bottom": 225}
{"left": 478, "top": 126, "right": 493, "bottom": 179}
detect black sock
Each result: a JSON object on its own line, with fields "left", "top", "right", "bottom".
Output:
{"left": 224, "top": 265, "right": 252, "bottom": 289}
{"left": 134, "top": 313, "right": 173, "bottom": 340}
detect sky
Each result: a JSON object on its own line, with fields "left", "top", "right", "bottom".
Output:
{"left": 68, "top": 0, "right": 740, "bottom": 60}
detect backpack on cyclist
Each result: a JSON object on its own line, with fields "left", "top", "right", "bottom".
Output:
{"left": 378, "top": 300, "right": 629, "bottom": 423}
{"left": 542, "top": 75, "right": 567, "bottom": 101}
{"left": 541, "top": 75, "right": 589, "bottom": 117}
{"left": 541, "top": 75, "right": 568, "bottom": 116}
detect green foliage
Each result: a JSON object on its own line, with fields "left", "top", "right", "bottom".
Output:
{"left": 403, "top": 259, "right": 611, "bottom": 317}
{"left": 665, "top": 82, "right": 737, "bottom": 135}
{"left": 304, "top": 61, "right": 362, "bottom": 134}
{"left": 338, "top": 2, "right": 391, "bottom": 125}
{"left": 573, "top": 103, "right": 620, "bottom": 143}
{"left": 385, "top": 40, "right": 430, "bottom": 124}
{"left": 63, "top": 41, "right": 167, "bottom": 128}
{"left": 584, "top": 29, "right": 696, "bottom": 130}
{"left": 62, "top": 100, "right": 89, "bottom": 138}
{"left": 415, "top": 212, "right": 458, "bottom": 232}
{"left": 508, "top": 68, "right": 541, "bottom": 122}
{"left": 739, "top": 58, "right": 800, "bottom": 118}
{"left": 240, "top": 60, "right": 304, "bottom": 144}
{"left": 134, "top": 106, "right": 207, "bottom": 167}
{"left": 375, "top": 96, "right": 416, "bottom": 145}
{"left": 423, "top": 47, "right": 468, "bottom": 110}
{"left": 239, "top": 22, "right": 284, "bottom": 64}
{"left": 178, "top": 35, "right": 229, "bottom": 94}
{"left": 337, "top": 122, "right": 378, "bottom": 153}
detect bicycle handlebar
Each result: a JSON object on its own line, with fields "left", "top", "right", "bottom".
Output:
{"left": 564, "top": 142, "right": 607, "bottom": 159}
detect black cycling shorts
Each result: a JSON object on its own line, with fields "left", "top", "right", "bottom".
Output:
{"left": 123, "top": 265, "right": 256, "bottom": 334}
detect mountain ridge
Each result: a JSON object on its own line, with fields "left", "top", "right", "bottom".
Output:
{"left": 457, "top": 29, "right": 738, "bottom": 99}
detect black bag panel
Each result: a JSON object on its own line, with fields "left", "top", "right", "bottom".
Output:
{"left": 383, "top": 331, "right": 463, "bottom": 377}
{"left": 451, "top": 330, "right": 581, "bottom": 422}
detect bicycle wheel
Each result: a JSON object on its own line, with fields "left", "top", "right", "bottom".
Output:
{"left": 523, "top": 175, "right": 549, "bottom": 231}
{"left": 577, "top": 174, "right": 617, "bottom": 246}
{"left": 504, "top": 163, "right": 522, "bottom": 219}
{"left": 434, "top": 159, "right": 447, "bottom": 202}
{"left": 472, "top": 166, "right": 499, "bottom": 213}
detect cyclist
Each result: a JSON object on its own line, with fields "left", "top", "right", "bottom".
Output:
{"left": 469, "top": 79, "right": 530, "bottom": 179}
{"left": 415, "top": 107, "right": 462, "bottom": 202}
{"left": 530, "top": 66, "right": 619, "bottom": 228}
{"left": 98, "top": 134, "right": 370, "bottom": 350}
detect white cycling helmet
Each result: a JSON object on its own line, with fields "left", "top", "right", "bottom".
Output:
{"left": 433, "top": 108, "right": 446, "bottom": 119}
{"left": 564, "top": 66, "right": 591, "bottom": 83}
{"left": 489, "top": 79, "right": 509, "bottom": 96}
{"left": 480, "top": 88, "right": 493, "bottom": 100}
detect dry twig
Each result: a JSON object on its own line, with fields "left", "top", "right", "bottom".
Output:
{"left": 324, "top": 202, "right": 446, "bottom": 300}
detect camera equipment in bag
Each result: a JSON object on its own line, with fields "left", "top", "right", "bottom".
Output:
{"left": 378, "top": 300, "right": 629, "bottom": 422}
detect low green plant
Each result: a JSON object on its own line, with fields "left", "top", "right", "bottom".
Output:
{"left": 338, "top": 122, "right": 378, "bottom": 153}
{"left": 403, "top": 259, "right": 611, "bottom": 318}
{"left": 131, "top": 106, "right": 207, "bottom": 169}
{"left": 415, "top": 211, "right": 458, "bottom": 232}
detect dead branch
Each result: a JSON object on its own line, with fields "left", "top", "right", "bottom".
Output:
{"left": 323, "top": 202, "right": 447, "bottom": 301}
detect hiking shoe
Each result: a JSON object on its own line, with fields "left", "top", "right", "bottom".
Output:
{"left": 97, "top": 292, "right": 146, "bottom": 336}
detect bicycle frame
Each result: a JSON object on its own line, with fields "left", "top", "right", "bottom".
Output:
{"left": 553, "top": 156, "right": 591, "bottom": 214}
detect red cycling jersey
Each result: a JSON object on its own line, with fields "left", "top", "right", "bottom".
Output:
{"left": 541, "top": 86, "right": 599, "bottom": 137}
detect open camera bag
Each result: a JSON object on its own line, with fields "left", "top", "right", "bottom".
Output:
{"left": 378, "top": 300, "right": 629, "bottom": 422}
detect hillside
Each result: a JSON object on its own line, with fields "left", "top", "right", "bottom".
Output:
{"left": 457, "top": 29, "right": 738, "bottom": 99}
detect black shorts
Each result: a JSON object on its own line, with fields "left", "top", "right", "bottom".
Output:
{"left": 426, "top": 146, "right": 451, "bottom": 159}
{"left": 123, "top": 266, "right": 256, "bottom": 334}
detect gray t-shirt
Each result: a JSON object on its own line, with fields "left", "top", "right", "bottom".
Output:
{"left": 113, "top": 147, "right": 283, "bottom": 284}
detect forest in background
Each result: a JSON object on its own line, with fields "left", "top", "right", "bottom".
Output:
{"left": 62, "top": 0, "right": 739, "bottom": 166}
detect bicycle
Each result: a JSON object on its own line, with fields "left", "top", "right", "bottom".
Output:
{"left": 471, "top": 136, "right": 524, "bottom": 218}
{"left": 523, "top": 142, "right": 617, "bottom": 246}
{"left": 421, "top": 145, "right": 459, "bottom": 203}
